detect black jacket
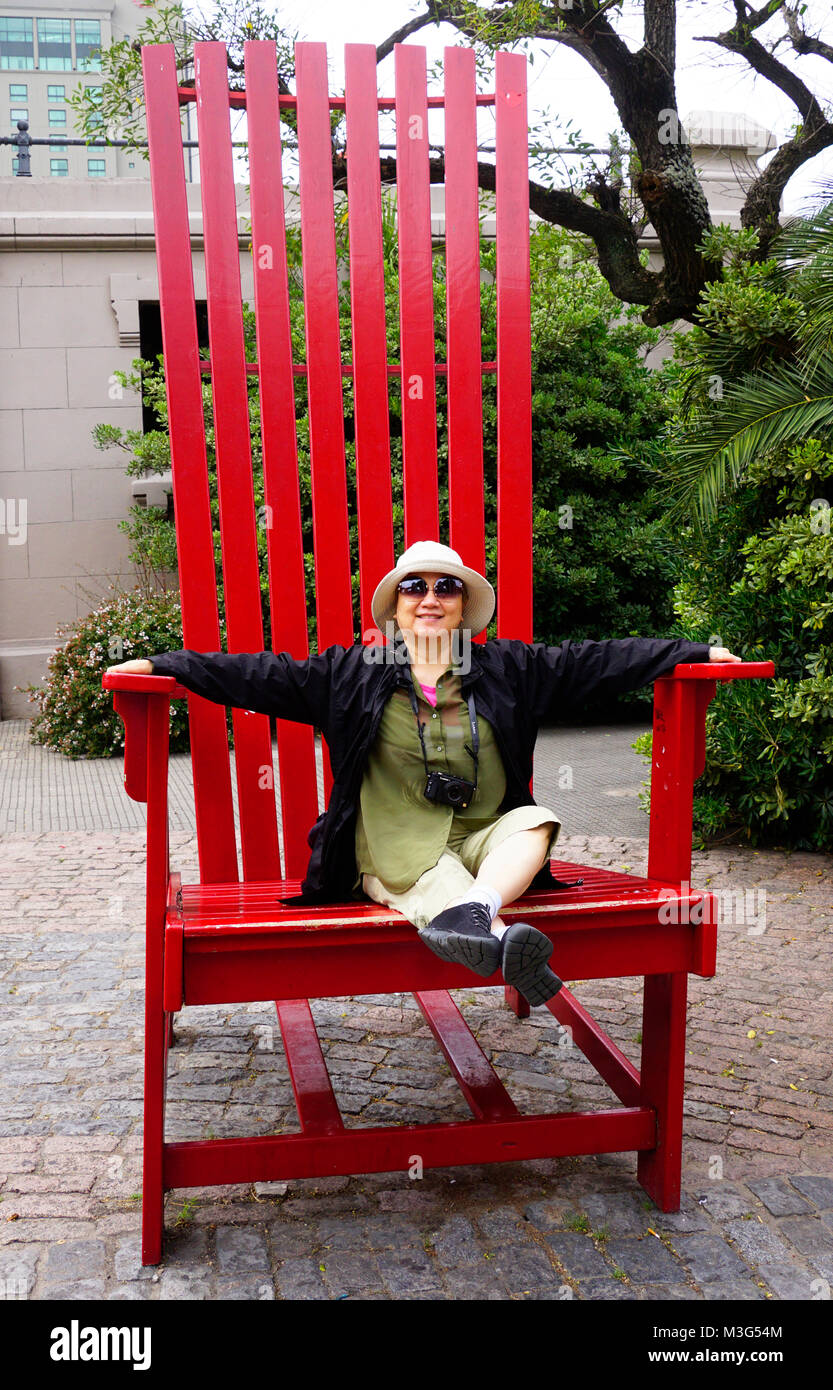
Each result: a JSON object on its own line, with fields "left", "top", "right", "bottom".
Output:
{"left": 151, "top": 635, "right": 712, "bottom": 901}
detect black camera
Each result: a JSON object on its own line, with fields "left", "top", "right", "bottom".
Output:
{"left": 423, "top": 771, "right": 476, "bottom": 809}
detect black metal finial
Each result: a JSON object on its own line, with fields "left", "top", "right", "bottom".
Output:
{"left": 14, "top": 118, "right": 32, "bottom": 177}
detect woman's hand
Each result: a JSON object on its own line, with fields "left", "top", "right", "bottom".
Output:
{"left": 708, "top": 646, "right": 742, "bottom": 662}
{"left": 106, "top": 659, "right": 154, "bottom": 675}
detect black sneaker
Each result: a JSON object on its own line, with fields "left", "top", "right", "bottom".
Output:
{"left": 420, "top": 902, "right": 502, "bottom": 978}
{"left": 501, "top": 922, "right": 563, "bottom": 1006}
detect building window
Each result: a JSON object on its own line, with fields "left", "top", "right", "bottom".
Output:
{"left": 50, "top": 158, "right": 68, "bottom": 175}
{"left": 75, "top": 20, "right": 101, "bottom": 72}
{"left": 48, "top": 108, "right": 67, "bottom": 127}
{"left": 86, "top": 83, "right": 103, "bottom": 128}
{"left": 12, "top": 155, "right": 19, "bottom": 173}
{"left": 50, "top": 143, "right": 66, "bottom": 152}
{"left": 9, "top": 82, "right": 27, "bottom": 99}
{"left": 0, "top": 18, "right": 35, "bottom": 70}
{"left": 10, "top": 107, "right": 27, "bottom": 122}
{"left": 47, "top": 83, "right": 65, "bottom": 101}
{"left": 87, "top": 158, "right": 105, "bottom": 176}
{"left": 37, "top": 18, "right": 72, "bottom": 71}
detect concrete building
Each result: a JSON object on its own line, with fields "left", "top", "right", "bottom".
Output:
{"left": 2, "top": 0, "right": 160, "bottom": 180}
{"left": 0, "top": 107, "right": 776, "bottom": 718}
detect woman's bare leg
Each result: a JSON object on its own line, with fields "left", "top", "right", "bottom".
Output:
{"left": 446, "top": 823, "right": 555, "bottom": 934}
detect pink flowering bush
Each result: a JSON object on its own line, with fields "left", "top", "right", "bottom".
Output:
{"left": 23, "top": 587, "right": 190, "bottom": 758}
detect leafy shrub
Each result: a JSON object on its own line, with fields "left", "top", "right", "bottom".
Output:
{"left": 23, "top": 587, "right": 189, "bottom": 758}
{"left": 633, "top": 216, "right": 833, "bottom": 851}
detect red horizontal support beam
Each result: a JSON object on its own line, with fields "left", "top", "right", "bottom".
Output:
{"left": 176, "top": 86, "right": 497, "bottom": 110}
{"left": 546, "top": 985, "right": 642, "bottom": 1108}
{"left": 414, "top": 990, "right": 520, "bottom": 1122}
{"left": 275, "top": 999, "right": 345, "bottom": 1135}
{"left": 197, "top": 361, "right": 499, "bottom": 378}
{"left": 163, "top": 1107, "right": 657, "bottom": 1188}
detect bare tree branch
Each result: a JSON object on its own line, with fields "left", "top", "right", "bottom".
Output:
{"left": 783, "top": 1, "right": 833, "bottom": 65}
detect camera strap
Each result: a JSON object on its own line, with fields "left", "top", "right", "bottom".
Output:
{"left": 406, "top": 678, "right": 479, "bottom": 791}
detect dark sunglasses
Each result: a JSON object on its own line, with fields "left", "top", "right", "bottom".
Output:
{"left": 397, "top": 575, "right": 465, "bottom": 599}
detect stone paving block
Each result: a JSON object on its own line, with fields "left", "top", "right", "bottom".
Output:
{"left": 215, "top": 1225, "right": 270, "bottom": 1274}
{"left": 637, "top": 1284, "right": 701, "bottom": 1300}
{"left": 376, "top": 1249, "right": 444, "bottom": 1296}
{"left": 114, "top": 1236, "right": 157, "bottom": 1283}
{"left": 576, "top": 1277, "right": 640, "bottom": 1300}
{"left": 725, "top": 1215, "right": 805, "bottom": 1271}
{"left": 672, "top": 1232, "right": 754, "bottom": 1285}
{"left": 42, "top": 1238, "right": 106, "bottom": 1284}
{"left": 361, "top": 1215, "right": 424, "bottom": 1251}
{"left": 275, "top": 1257, "right": 329, "bottom": 1300}
{"left": 215, "top": 1277, "right": 275, "bottom": 1300}
{"left": 0, "top": 1245, "right": 40, "bottom": 1299}
{"left": 604, "top": 1235, "right": 682, "bottom": 1284}
{"left": 535, "top": 1231, "right": 612, "bottom": 1282}
{"left": 522, "top": 1197, "right": 572, "bottom": 1232}
{"left": 777, "top": 1216, "right": 833, "bottom": 1279}
{"left": 748, "top": 1176, "right": 815, "bottom": 1216}
{"left": 790, "top": 1175, "right": 833, "bottom": 1209}
{"left": 574, "top": 1190, "right": 656, "bottom": 1237}
{"left": 314, "top": 1216, "right": 369, "bottom": 1252}
{"left": 428, "top": 1216, "right": 482, "bottom": 1266}
{"left": 158, "top": 1228, "right": 210, "bottom": 1268}
{"left": 491, "top": 1243, "right": 560, "bottom": 1291}
{"left": 318, "top": 1249, "right": 384, "bottom": 1295}
{"left": 263, "top": 1222, "right": 315, "bottom": 1260}
{"left": 758, "top": 1261, "right": 825, "bottom": 1300}
{"left": 157, "top": 1269, "right": 212, "bottom": 1300}
{"left": 475, "top": 1207, "right": 531, "bottom": 1243}
{"left": 700, "top": 1280, "right": 766, "bottom": 1300}
{"left": 442, "top": 1268, "right": 508, "bottom": 1299}
{"left": 696, "top": 1185, "right": 759, "bottom": 1221}
{"left": 37, "top": 1279, "right": 107, "bottom": 1300}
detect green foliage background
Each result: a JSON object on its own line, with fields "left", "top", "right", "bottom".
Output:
{"left": 632, "top": 224, "right": 833, "bottom": 851}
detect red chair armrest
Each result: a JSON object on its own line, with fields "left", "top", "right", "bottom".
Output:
{"left": 671, "top": 661, "right": 775, "bottom": 680}
{"left": 648, "top": 659, "right": 774, "bottom": 884}
{"left": 102, "top": 671, "right": 190, "bottom": 697}
{"left": 103, "top": 678, "right": 175, "bottom": 804}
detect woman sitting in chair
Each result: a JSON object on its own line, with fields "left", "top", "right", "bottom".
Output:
{"left": 108, "top": 540, "right": 740, "bottom": 1008}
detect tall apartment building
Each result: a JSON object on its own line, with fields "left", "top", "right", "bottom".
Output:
{"left": 1, "top": 0, "right": 189, "bottom": 179}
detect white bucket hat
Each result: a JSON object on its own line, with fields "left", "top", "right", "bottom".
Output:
{"left": 371, "top": 541, "right": 496, "bottom": 635}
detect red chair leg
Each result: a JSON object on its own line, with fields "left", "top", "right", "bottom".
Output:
{"left": 637, "top": 972, "right": 687, "bottom": 1212}
{"left": 504, "top": 984, "right": 530, "bottom": 1019}
{"left": 166, "top": 1014, "right": 175, "bottom": 1047}
{"left": 141, "top": 999, "right": 168, "bottom": 1266}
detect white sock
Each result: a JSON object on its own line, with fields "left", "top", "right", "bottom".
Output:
{"left": 461, "top": 883, "right": 502, "bottom": 923}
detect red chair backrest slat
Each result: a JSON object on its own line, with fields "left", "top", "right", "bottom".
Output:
{"left": 344, "top": 45, "right": 395, "bottom": 641}
{"left": 245, "top": 41, "right": 320, "bottom": 877}
{"left": 395, "top": 44, "right": 440, "bottom": 546}
{"left": 444, "top": 46, "right": 486, "bottom": 602}
{"left": 193, "top": 42, "right": 282, "bottom": 881}
{"left": 142, "top": 43, "right": 238, "bottom": 883}
{"left": 142, "top": 39, "right": 533, "bottom": 884}
{"left": 495, "top": 51, "right": 533, "bottom": 642}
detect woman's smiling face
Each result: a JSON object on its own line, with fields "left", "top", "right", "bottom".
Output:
{"left": 395, "top": 571, "right": 465, "bottom": 641}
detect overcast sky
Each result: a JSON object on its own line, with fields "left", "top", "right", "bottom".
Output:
{"left": 192, "top": 0, "right": 833, "bottom": 213}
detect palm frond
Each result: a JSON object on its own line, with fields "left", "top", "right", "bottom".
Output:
{"left": 660, "top": 356, "right": 833, "bottom": 528}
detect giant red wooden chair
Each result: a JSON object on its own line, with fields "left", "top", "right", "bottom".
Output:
{"left": 103, "top": 38, "right": 774, "bottom": 1265}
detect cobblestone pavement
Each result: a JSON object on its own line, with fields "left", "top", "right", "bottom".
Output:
{"left": 2, "top": 809, "right": 832, "bottom": 1301}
